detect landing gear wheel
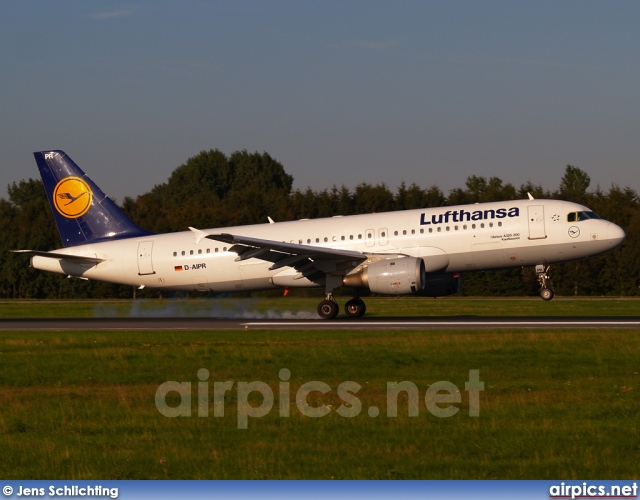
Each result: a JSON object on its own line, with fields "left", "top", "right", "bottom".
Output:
{"left": 318, "top": 299, "right": 339, "bottom": 320}
{"left": 540, "top": 288, "right": 554, "bottom": 301}
{"left": 344, "top": 298, "right": 367, "bottom": 318}
{"left": 536, "top": 264, "right": 555, "bottom": 301}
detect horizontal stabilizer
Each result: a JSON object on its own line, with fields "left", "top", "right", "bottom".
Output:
{"left": 11, "top": 250, "right": 105, "bottom": 264}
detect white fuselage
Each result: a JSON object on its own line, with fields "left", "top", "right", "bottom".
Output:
{"left": 31, "top": 199, "right": 625, "bottom": 293}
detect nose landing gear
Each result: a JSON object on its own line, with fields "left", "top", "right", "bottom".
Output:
{"left": 536, "top": 264, "right": 555, "bottom": 301}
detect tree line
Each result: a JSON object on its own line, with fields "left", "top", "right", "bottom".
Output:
{"left": 1, "top": 149, "right": 638, "bottom": 298}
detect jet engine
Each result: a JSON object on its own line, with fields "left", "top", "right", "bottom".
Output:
{"left": 343, "top": 257, "right": 426, "bottom": 295}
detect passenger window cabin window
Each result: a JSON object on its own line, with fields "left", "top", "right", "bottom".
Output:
{"left": 173, "top": 252, "right": 177, "bottom": 257}
{"left": 181, "top": 251, "right": 185, "bottom": 256}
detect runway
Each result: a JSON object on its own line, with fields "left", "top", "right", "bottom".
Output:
{"left": 1, "top": 316, "right": 639, "bottom": 330}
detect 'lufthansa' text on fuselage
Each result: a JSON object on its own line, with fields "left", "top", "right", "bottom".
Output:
{"left": 420, "top": 207, "right": 520, "bottom": 226}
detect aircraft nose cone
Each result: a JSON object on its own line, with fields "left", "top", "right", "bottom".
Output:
{"left": 607, "top": 223, "right": 626, "bottom": 247}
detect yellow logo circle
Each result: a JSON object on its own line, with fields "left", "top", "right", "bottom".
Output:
{"left": 53, "top": 177, "right": 93, "bottom": 219}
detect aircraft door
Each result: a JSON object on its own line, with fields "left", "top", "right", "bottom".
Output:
{"left": 137, "top": 241, "right": 155, "bottom": 275}
{"left": 527, "top": 205, "right": 547, "bottom": 240}
{"left": 365, "top": 229, "right": 375, "bottom": 247}
{"left": 379, "top": 228, "right": 389, "bottom": 246}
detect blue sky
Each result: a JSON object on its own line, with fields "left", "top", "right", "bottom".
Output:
{"left": 2, "top": 1, "right": 639, "bottom": 203}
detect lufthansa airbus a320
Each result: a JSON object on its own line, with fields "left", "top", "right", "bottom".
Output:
{"left": 14, "top": 151, "right": 625, "bottom": 319}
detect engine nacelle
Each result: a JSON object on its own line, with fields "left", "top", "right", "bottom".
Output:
{"left": 343, "top": 257, "right": 426, "bottom": 295}
{"left": 419, "top": 273, "right": 461, "bottom": 297}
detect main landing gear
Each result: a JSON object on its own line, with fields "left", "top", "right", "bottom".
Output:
{"left": 536, "top": 264, "right": 555, "bottom": 301}
{"left": 317, "top": 294, "right": 367, "bottom": 320}
{"left": 344, "top": 297, "right": 366, "bottom": 318}
{"left": 318, "top": 295, "right": 339, "bottom": 320}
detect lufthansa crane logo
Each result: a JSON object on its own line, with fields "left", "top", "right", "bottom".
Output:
{"left": 53, "top": 177, "right": 93, "bottom": 218}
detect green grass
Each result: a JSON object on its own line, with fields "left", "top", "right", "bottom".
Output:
{"left": 0, "top": 296, "right": 639, "bottom": 318}
{"left": 1, "top": 325, "right": 640, "bottom": 479}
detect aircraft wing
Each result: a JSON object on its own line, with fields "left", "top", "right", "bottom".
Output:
{"left": 203, "top": 232, "right": 367, "bottom": 276}
{"left": 210, "top": 233, "right": 365, "bottom": 259}
{"left": 11, "top": 250, "right": 105, "bottom": 265}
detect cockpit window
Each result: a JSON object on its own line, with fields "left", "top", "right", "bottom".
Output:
{"left": 567, "top": 211, "right": 601, "bottom": 222}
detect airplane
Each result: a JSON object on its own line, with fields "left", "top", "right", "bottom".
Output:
{"left": 13, "top": 150, "right": 626, "bottom": 319}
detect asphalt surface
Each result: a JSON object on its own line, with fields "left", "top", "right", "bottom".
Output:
{"left": 1, "top": 316, "right": 639, "bottom": 330}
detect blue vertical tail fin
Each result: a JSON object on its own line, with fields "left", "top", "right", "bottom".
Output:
{"left": 34, "top": 150, "right": 151, "bottom": 247}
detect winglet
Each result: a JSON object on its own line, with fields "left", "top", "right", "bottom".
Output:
{"left": 188, "top": 227, "right": 210, "bottom": 245}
